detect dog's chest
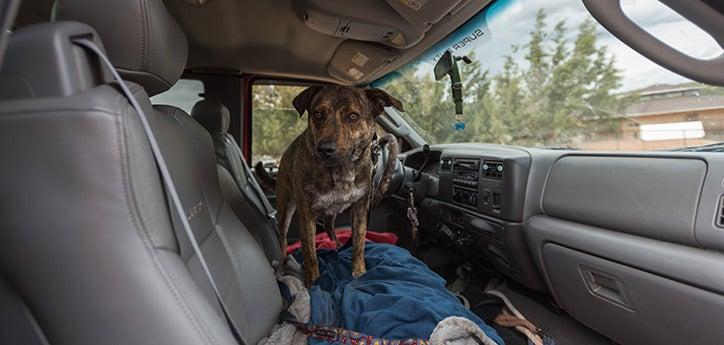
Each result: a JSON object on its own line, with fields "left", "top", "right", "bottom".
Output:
{"left": 308, "top": 169, "right": 368, "bottom": 215}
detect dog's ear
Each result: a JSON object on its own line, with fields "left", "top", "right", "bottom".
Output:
{"left": 292, "top": 85, "right": 322, "bottom": 117}
{"left": 365, "top": 88, "right": 404, "bottom": 117}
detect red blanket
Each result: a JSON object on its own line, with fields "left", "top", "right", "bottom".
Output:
{"left": 286, "top": 228, "right": 398, "bottom": 255}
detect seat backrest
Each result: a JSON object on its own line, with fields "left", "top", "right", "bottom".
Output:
{"left": 192, "top": 98, "right": 283, "bottom": 263}
{"left": 0, "top": 1, "right": 282, "bottom": 344}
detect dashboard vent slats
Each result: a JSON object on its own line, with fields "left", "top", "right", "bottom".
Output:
{"left": 482, "top": 160, "right": 503, "bottom": 180}
{"left": 440, "top": 158, "right": 453, "bottom": 171}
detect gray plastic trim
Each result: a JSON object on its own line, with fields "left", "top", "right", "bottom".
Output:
{"left": 328, "top": 41, "right": 398, "bottom": 83}
{"left": 0, "top": 0, "right": 20, "bottom": 68}
{"left": 526, "top": 216, "right": 724, "bottom": 300}
{"left": 543, "top": 243, "right": 724, "bottom": 345}
{"left": 541, "top": 155, "right": 706, "bottom": 246}
{"left": 0, "top": 22, "right": 109, "bottom": 100}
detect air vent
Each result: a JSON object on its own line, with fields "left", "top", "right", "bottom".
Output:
{"left": 440, "top": 158, "right": 453, "bottom": 171}
{"left": 482, "top": 160, "right": 503, "bottom": 180}
{"left": 718, "top": 196, "right": 724, "bottom": 228}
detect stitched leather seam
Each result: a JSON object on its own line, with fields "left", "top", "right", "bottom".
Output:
{"left": 55, "top": 0, "right": 64, "bottom": 21}
{"left": 146, "top": 0, "right": 154, "bottom": 76}
{"left": 137, "top": 0, "right": 148, "bottom": 70}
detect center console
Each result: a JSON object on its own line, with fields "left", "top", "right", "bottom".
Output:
{"left": 439, "top": 152, "right": 529, "bottom": 221}
{"left": 413, "top": 146, "right": 545, "bottom": 290}
{"left": 399, "top": 145, "right": 544, "bottom": 290}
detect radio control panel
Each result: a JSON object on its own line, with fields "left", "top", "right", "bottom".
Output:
{"left": 438, "top": 151, "right": 530, "bottom": 221}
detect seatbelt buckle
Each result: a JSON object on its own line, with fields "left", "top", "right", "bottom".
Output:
{"left": 268, "top": 210, "right": 277, "bottom": 223}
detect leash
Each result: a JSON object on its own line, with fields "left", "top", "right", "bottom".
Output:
{"left": 368, "top": 132, "right": 380, "bottom": 213}
{"left": 406, "top": 187, "right": 419, "bottom": 241}
{"left": 370, "top": 133, "right": 400, "bottom": 207}
{"left": 289, "top": 319, "right": 429, "bottom": 345}
{"left": 493, "top": 309, "right": 545, "bottom": 345}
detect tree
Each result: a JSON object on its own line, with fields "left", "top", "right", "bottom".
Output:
{"left": 385, "top": 9, "right": 625, "bottom": 148}
{"left": 251, "top": 84, "right": 307, "bottom": 163}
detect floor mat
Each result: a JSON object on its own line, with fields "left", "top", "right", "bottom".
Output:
{"left": 432, "top": 262, "right": 612, "bottom": 345}
{"left": 494, "top": 281, "right": 612, "bottom": 345}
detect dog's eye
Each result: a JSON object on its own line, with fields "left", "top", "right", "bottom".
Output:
{"left": 312, "top": 112, "right": 324, "bottom": 120}
{"left": 348, "top": 113, "right": 359, "bottom": 121}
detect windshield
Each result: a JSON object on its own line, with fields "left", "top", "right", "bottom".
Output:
{"left": 373, "top": 0, "right": 724, "bottom": 151}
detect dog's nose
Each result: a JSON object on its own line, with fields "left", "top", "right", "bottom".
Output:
{"left": 316, "top": 141, "right": 337, "bottom": 158}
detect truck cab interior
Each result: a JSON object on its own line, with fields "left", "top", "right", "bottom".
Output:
{"left": 2, "top": 0, "right": 724, "bottom": 344}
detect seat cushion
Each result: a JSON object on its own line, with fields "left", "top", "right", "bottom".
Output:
{"left": 298, "top": 243, "right": 503, "bottom": 344}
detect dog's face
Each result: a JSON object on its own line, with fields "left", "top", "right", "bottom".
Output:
{"left": 292, "top": 85, "right": 404, "bottom": 166}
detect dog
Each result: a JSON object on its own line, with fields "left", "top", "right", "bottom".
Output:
{"left": 254, "top": 85, "right": 403, "bottom": 286}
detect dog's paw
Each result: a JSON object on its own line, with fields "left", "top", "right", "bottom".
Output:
{"left": 304, "top": 266, "right": 320, "bottom": 287}
{"left": 352, "top": 266, "right": 366, "bottom": 278}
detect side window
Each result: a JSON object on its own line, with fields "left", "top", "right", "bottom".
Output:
{"left": 251, "top": 83, "right": 308, "bottom": 169}
{"left": 150, "top": 79, "right": 204, "bottom": 113}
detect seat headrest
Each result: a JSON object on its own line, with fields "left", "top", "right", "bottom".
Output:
{"left": 191, "top": 99, "right": 230, "bottom": 134}
{"left": 54, "top": 0, "right": 188, "bottom": 96}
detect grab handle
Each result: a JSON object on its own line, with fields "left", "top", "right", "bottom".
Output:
{"left": 581, "top": 266, "right": 635, "bottom": 311}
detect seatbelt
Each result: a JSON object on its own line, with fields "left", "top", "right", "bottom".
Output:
{"left": 222, "top": 133, "right": 277, "bottom": 223}
{"left": 72, "top": 38, "right": 246, "bottom": 345}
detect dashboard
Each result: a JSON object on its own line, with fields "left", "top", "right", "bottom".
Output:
{"left": 388, "top": 142, "right": 724, "bottom": 295}
{"left": 384, "top": 142, "right": 724, "bottom": 344}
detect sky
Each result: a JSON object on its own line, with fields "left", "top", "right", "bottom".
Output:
{"left": 414, "top": 0, "right": 723, "bottom": 92}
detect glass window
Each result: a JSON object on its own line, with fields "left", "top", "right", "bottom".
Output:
{"left": 621, "top": 0, "right": 722, "bottom": 60}
{"left": 251, "top": 84, "right": 308, "bottom": 168}
{"left": 150, "top": 79, "right": 205, "bottom": 114}
{"left": 372, "top": 0, "right": 724, "bottom": 151}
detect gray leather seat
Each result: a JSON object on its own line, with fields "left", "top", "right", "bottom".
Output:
{"left": 191, "top": 99, "right": 283, "bottom": 264}
{"left": 1, "top": 0, "right": 281, "bottom": 344}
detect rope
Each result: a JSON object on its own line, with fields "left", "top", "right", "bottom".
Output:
{"left": 485, "top": 279, "right": 546, "bottom": 345}
{"left": 493, "top": 309, "right": 544, "bottom": 345}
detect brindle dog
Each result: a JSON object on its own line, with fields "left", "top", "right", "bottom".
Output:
{"left": 255, "top": 85, "right": 403, "bottom": 286}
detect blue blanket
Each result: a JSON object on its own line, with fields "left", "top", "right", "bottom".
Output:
{"left": 296, "top": 243, "right": 503, "bottom": 345}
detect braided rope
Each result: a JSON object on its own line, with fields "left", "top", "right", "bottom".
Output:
{"left": 493, "top": 309, "right": 543, "bottom": 345}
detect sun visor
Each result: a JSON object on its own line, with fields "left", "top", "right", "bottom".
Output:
{"left": 327, "top": 41, "right": 398, "bottom": 83}
{"left": 384, "top": 0, "right": 468, "bottom": 30}
{"left": 297, "top": 0, "right": 423, "bottom": 48}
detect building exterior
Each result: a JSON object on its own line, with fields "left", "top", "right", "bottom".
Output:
{"left": 582, "top": 84, "right": 724, "bottom": 151}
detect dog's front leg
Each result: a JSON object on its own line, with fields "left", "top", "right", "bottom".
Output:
{"left": 300, "top": 216, "right": 320, "bottom": 286}
{"left": 324, "top": 213, "right": 341, "bottom": 249}
{"left": 350, "top": 198, "right": 369, "bottom": 278}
